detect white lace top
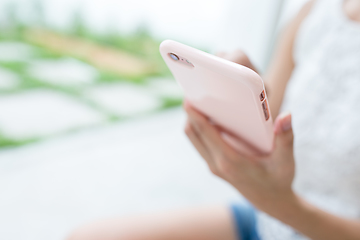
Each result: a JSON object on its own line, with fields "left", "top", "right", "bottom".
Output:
{"left": 257, "top": 0, "right": 360, "bottom": 239}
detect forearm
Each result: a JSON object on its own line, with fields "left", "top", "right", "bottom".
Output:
{"left": 264, "top": 58, "right": 294, "bottom": 118}
{"left": 264, "top": 0, "right": 315, "bottom": 118}
{"left": 268, "top": 193, "right": 360, "bottom": 240}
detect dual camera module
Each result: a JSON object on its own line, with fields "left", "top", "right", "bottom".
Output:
{"left": 169, "top": 53, "right": 194, "bottom": 67}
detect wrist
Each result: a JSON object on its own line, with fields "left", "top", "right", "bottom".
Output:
{"left": 251, "top": 190, "right": 302, "bottom": 221}
{"left": 270, "top": 191, "right": 302, "bottom": 219}
{"left": 263, "top": 191, "right": 311, "bottom": 229}
{"left": 238, "top": 186, "right": 299, "bottom": 216}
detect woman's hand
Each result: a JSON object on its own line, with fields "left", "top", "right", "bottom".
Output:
{"left": 217, "top": 50, "right": 272, "bottom": 98}
{"left": 217, "top": 50, "right": 259, "bottom": 74}
{"left": 184, "top": 102, "right": 295, "bottom": 214}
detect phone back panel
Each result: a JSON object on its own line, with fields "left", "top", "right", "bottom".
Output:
{"left": 160, "top": 40, "right": 274, "bottom": 154}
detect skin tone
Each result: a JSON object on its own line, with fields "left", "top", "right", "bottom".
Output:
{"left": 68, "top": 0, "right": 360, "bottom": 239}
{"left": 67, "top": 206, "right": 237, "bottom": 240}
{"left": 184, "top": 105, "right": 360, "bottom": 240}
{"left": 184, "top": 105, "right": 296, "bottom": 215}
{"left": 344, "top": 0, "right": 360, "bottom": 22}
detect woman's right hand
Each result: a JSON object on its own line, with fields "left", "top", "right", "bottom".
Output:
{"left": 217, "top": 50, "right": 259, "bottom": 74}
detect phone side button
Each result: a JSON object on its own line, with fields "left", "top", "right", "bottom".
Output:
{"left": 262, "top": 99, "right": 270, "bottom": 121}
{"left": 259, "top": 90, "right": 265, "bottom": 101}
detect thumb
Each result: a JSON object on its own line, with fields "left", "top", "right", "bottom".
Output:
{"left": 273, "top": 112, "right": 294, "bottom": 148}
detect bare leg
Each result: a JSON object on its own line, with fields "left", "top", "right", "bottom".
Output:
{"left": 67, "top": 205, "right": 237, "bottom": 240}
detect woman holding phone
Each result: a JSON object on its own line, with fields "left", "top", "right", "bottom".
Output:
{"left": 68, "top": 0, "right": 360, "bottom": 239}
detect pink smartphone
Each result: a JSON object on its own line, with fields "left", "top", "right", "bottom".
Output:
{"left": 160, "top": 40, "right": 274, "bottom": 155}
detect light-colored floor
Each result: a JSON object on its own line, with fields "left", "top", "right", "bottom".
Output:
{"left": 0, "top": 108, "right": 243, "bottom": 240}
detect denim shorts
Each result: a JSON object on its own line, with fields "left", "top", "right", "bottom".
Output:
{"left": 230, "top": 202, "right": 261, "bottom": 240}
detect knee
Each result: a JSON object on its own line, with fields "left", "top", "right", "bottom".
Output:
{"left": 64, "top": 219, "right": 139, "bottom": 240}
{"left": 65, "top": 222, "right": 110, "bottom": 240}
{"left": 65, "top": 227, "right": 94, "bottom": 240}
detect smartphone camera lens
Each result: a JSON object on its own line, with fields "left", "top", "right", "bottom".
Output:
{"left": 169, "top": 53, "right": 179, "bottom": 61}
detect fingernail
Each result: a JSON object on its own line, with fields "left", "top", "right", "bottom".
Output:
{"left": 281, "top": 113, "right": 292, "bottom": 132}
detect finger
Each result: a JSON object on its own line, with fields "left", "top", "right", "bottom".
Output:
{"left": 216, "top": 52, "right": 226, "bottom": 58}
{"left": 185, "top": 121, "right": 219, "bottom": 174}
{"left": 184, "top": 104, "right": 238, "bottom": 159}
{"left": 185, "top": 121, "right": 212, "bottom": 161}
{"left": 230, "top": 50, "right": 258, "bottom": 73}
{"left": 274, "top": 112, "right": 294, "bottom": 149}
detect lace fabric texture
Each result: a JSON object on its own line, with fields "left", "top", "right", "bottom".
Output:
{"left": 257, "top": 0, "right": 360, "bottom": 238}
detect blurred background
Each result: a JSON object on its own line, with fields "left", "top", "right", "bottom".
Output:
{"left": 0, "top": 0, "right": 307, "bottom": 239}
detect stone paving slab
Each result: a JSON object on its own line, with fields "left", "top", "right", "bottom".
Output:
{"left": 0, "top": 108, "right": 243, "bottom": 240}
{"left": 84, "top": 83, "right": 164, "bottom": 117}
{"left": 147, "top": 77, "right": 183, "bottom": 99}
{"left": 0, "top": 41, "right": 37, "bottom": 62}
{"left": 27, "top": 58, "right": 99, "bottom": 86}
{"left": 0, "top": 67, "right": 20, "bottom": 90}
{"left": 0, "top": 89, "right": 105, "bottom": 140}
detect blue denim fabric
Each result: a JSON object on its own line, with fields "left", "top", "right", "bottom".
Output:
{"left": 230, "top": 202, "right": 261, "bottom": 240}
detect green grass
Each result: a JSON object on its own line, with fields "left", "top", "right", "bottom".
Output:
{"left": 0, "top": 134, "right": 39, "bottom": 148}
{"left": 35, "top": 47, "right": 64, "bottom": 60}
{"left": 161, "top": 97, "right": 183, "bottom": 109}
{"left": 0, "top": 61, "right": 27, "bottom": 72}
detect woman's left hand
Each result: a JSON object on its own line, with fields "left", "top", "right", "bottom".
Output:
{"left": 184, "top": 102, "right": 296, "bottom": 214}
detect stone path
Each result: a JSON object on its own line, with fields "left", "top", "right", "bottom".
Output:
{"left": 0, "top": 108, "right": 243, "bottom": 240}
{"left": 0, "top": 39, "right": 182, "bottom": 147}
